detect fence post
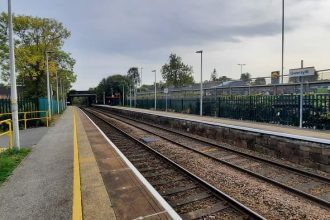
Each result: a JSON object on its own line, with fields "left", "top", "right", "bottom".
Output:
{"left": 8, "top": 121, "right": 13, "bottom": 148}
{"left": 24, "top": 112, "right": 27, "bottom": 130}
{"left": 218, "top": 97, "right": 220, "bottom": 117}
{"left": 46, "top": 111, "right": 49, "bottom": 127}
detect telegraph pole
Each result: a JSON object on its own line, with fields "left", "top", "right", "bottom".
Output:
{"left": 8, "top": 0, "right": 20, "bottom": 148}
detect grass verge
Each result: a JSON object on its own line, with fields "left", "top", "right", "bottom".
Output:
{"left": 0, "top": 148, "right": 31, "bottom": 184}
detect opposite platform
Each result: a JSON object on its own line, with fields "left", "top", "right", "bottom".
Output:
{"left": 97, "top": 105, "right": 330, "bottom": 172}
{"left": 105, "top": 106, "right": 330, "bottom": 143}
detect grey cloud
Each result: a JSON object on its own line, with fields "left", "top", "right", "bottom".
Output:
{"left": 72, "top": 0, "right": 306, "bottom": 55}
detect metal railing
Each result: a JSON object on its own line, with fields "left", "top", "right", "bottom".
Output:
{"left": 0, "top": 119, "right": 12, "bottom": 152}
{"left": 0, "top": 111, "right": 49, "bottom": 130}
{"left": 134, "top": 94, "right": 330, "bottom": 130}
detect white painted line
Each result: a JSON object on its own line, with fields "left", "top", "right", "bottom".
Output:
{"left": 132, "top": 210, "right": 168, "bottom": 220}
{"left": 80, "top": 109, "right": 182, "bottom": 220}
{"left": 98, "top": 105, "right": 330, "bottom": 145}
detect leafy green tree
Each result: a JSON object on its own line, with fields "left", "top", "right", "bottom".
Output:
{"left": 127, "top": 67, "right": 140, "bottom": 86}
{"left": 210, "top": 68, "right": 218, "bottom": 81}
{"left": 95, "top": 74, "right": 130, "bottom": 103}
{"left": 161, "top": 53, "right": 194, "bottom": 87}
{"left": 252, "top": 77, "right": 266, "bottom": 85}
{"left": 218, "top": 76, "right": 232, "bottom": 83}
{"left": 240, "top": 73, "right": 252, "bottom": 84}
{"left": 0, "top": 13, "right": 76, "bottom": 98}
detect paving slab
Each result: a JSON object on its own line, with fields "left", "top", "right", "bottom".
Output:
{"left": 0, "top": 108, "right": 73, "bottom": 220}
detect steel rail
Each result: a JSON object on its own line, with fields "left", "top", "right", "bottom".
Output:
{"left": 82, "top": 107, "right": 266, "bottom": 220}
{"left": 92, "top": 107, "right": 330, "bottom": 208}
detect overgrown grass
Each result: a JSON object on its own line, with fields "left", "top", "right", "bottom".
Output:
{"left": 0, "top": 148, "right": 31, "bottom": 184}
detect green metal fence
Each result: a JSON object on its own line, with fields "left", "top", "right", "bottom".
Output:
{"left": 135, "top": 94, "right": 330, "bottom": 129}
{"left": 38, "top": 98, "right": 65, "bottom": 115}
{"left": 0, "top": 98, "right": 39, "bottom": 114}
{"left": 0, "top": 97, "right": 66, "bottom": 129}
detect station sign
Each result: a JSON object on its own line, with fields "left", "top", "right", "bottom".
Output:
{"left": 289, "top": 67, "right": 315, "bottom": 78}
{"left": 271, "top": 71, "right": 280, "bottom": 84}
{"left": 164, "top": 88, "right": 169, "bottom": 94}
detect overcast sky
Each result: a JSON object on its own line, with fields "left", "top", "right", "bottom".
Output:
{"left": 1, "top": 0, "right": 330, "bottom": 90}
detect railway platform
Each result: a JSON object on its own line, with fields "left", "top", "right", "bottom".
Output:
{"left": 97, "top": 105, "right": 330, "bottom": 172}
{"left": 0, "top": 106, "right": 177, "bottom": 220}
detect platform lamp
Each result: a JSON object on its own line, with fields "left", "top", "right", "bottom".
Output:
{"left": 195, "top": 50, "right": 203, "bottom": 116}
{"left": 55, "top": 69, "right": 60, "bottom": 114}
{"left": 7, "top": 0, "right": 20, "bottom": 148}
{"left": 237, "top": 64, "right": 246, "bottom": 76}
{"left": 152, "top": 70, "right": 157, "bottom": 110}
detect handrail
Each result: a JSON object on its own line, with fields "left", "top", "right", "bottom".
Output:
{"left": 0, "top": 111, "right": 49, "bottom": 129}
{"left": 0, "top": 119, "right": 12, "bottom": 151}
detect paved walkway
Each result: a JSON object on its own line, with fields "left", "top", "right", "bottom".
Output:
{"left": 0, "top": 108, "right": 73, "bottom": 220}
{"left": 108, "top": 106, "right": 330, "bottom": 142}
{"left": 0, "top": 127, "right": 49, "bottom": 149}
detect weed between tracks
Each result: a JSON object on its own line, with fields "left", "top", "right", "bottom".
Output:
{"left": 0, "top": 148, "right": 31, "bottom": 184}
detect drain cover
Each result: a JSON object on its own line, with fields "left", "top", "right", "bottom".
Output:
{"left": 141, "top": 136, "right": 160, "bottom": 143}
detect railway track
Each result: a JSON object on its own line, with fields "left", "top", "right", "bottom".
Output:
{"left": 91, "top": 106, "right": 330, "bottom": 208}
{"left": 82, "top": 107, "right": 265, "bottom": 220}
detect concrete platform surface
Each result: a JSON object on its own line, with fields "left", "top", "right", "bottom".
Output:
{"left": 0, "top": 108, "right": 73, "bottom": 220}
{"left": 76, "top": 108, "right": 117, "bottom": 220}
{"left": 107, "top": 106, "right": 330, "bottom": 143}
{"left": 0, "top": 126, "right": 49, "bottom": 149}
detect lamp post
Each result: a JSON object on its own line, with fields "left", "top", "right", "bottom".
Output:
{"left": 140, "top": 67, "right": 143, "bottom": 86}
{"left": 152, "top": 70, "right": 157, "bottom": 110}
{"left": 281, "top": 0, "right": 285, "bottom": 84}
{"left": 122, "top": 84, "right": 125, "bottom": 106}
{"left": 45, "top": 51, "right": 54, "bottom": 120}
{"left": 55, "top": 70, "right": 59, "bottom": 114}
{"left": 237, "top": 64, "right": 246, "bottom": 76}
{"left": 8, "top": 0, "right": 20, "bottom": 149}
{"left": 129, "top": 86, "right": 132, "bottom": 107}
{"left": 196, "top": 50, "right": 203, "bottom": 116}
{"left": 103, "top": 91, "right": 105, "bottom": 105}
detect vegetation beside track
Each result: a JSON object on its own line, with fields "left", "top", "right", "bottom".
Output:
{"left": 0, "top": 148, "right": 31, "bottom": 184}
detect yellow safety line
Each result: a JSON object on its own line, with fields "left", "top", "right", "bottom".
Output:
{"left": 72, "top": 109, "right": 82, "bottom": 220}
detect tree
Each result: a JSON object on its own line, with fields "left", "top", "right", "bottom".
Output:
{"left": 252, "top": 77, "right": 266, "bottom": 85}
{"left": 0, "top": 13, "right": 76, "bottom": 98}
{"left": 94, "top": 74, "right": 130, "bottom": 103}
{"left": 127, "top": 67, "right": 140, "bottom": 86}
{"left": 240, "top": 73, "right": 252, "bottom": 84}
{"left": 210, "top": 68, "right": 218, "bottom": 81}
{"left": 161, "top": 53, "right": 194, "bottom": 87}
{"left": 218, "top": 76, "right": 232, "bottom": 83}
